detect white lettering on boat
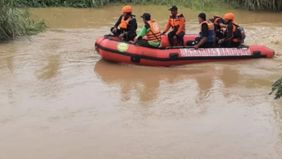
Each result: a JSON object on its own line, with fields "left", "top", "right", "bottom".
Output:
{"left": 179, "top": 48, "right": 252, "bottom": 57}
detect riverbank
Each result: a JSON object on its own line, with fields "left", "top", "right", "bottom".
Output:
{"left": 15, "top": 0, "right": 224, "bottom": 8}
{"left": 14, "top": 0, "right": 282, "bottom": 11}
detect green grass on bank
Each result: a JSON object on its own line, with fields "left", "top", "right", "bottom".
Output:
{"left": 0, "top": 0, "right": 46, "bottom": 41}
{"left": 14, "top": 0, "right": 224, "bottom": 10}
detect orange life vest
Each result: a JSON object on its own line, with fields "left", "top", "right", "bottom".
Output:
{"left": 200, "top": 21, "right": 215, "bottom": 43}
{"left": 119, "top": 16, "right": 132, "bottom": 29}
{"left": 146, "top": 20, "right": 161, "bottom": 42}
{"left": 169, "top": 14, "right": 185, "bottom": 32}
{"left": 200, "top": 21, "right": 215, "bottom": 31}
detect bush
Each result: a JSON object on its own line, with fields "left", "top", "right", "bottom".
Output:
{"left": 14, "top": 0, "right": 223, "bottom": 9}
{"left": 229, "top": 0, "right": 282, "bottom": 11}
{"left": 0, "top": 0, "right": 46, "bottom": 41}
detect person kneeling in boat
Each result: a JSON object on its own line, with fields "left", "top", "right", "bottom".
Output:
{"left": 210, "top": 15, "right": 226, "bottom": 44}
{"left": 133, "top": 13, "right": 161, "bottom": 48}
{"left": 161, "top": 5, "right": 186, "bottom": 46}
{"left": 192, "top": 13, "right": 215, "bottom": 49}
{"left": 111, "top": 5, "right": 137, "bottom": 41}
{"left": 218, "top": 13, "right": 245, "bottom": 48}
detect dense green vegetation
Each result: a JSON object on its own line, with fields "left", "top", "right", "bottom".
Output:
{"left": 270, "top": 78, "right": 282, "bottom": 99}
{"left": 0, "top": 0, "right": 46, "bottom": 41}
{"left": 15, "top": 0, "right": 111, "bottom": 8}
{"left": 13, "top": 0, "right": 282, "bottom": 11}
{"left": 14, "top": 0, "right": 223, "bottom": 9}
{"left": 229, "top": 0, "right": 282, "bottom": 11}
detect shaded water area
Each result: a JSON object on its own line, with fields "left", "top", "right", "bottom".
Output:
{"left": 0, "top": 5, "right": 282, "bottom": 159}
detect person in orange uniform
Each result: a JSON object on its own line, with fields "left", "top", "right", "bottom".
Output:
{"left": 111, "top": 5, "right": 137, "bottom": 41}
{"left": 161, "top": 6, "right": 186, "bottom": 46}
{"left": 218, "top": 13, "right": 244, "bottom": 48}
{"left": 193, "top": 13, "right": 215, "bottom": 49}
{"left": 133, "top": 13, "right": 162, "bottom": 48}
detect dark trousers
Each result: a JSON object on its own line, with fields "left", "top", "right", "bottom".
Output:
{"left": 136, "top": 39, "right": 158, "bottom": 48}
{"left": 110, "top": 27, "right": 136, "bottom": 41}
{"left": 220, "top": 40, "right": 241, "bottom": 48}
{"left": 187, "top": 37, "right": 214, "bottom": 48}
{"left": 168, "top": 30, "right": 185, "bottom": 46}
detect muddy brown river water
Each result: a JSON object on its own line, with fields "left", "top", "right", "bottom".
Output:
{"left": 0, "top": 5, "right": 282, "bottom": 159}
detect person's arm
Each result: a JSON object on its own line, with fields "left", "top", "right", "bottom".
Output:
{"left": 127, "top": 18, "right": 137, "bottom": 34}
{"left": 114, "top": 15, "right": 123, "bottom": 28}
{"left": 134, "top": 26, "right": 147, "bottom": 43}
{"left": 225, "top": 22, "right": 234, "bottom": 41}
{"left": 176, "top": 16, "right": 185, "bottom": 35}
{"left": 195, "top": 23, "right": 208, "bottom": 48}
{"left": 218, "top": 22, "right": 233, "bottom": 44}
{"left": 136, "top": 23, "right": 150, "bottom": 38}
{"left": 162, "top": 18, "right": 171, "bottom": 34}
{"left": 219, "top": 23, "right": 227, "bottom": 29}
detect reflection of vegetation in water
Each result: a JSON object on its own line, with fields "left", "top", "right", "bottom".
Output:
{"left": 270, "top": 77, "right": 282, "bottom": 99}
{"left": 0, "top": 0, "right": 46, "bottom": 41}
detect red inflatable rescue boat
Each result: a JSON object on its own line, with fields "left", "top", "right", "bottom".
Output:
{"left": 95, "top": 35, "right": 275, "bottom": 67}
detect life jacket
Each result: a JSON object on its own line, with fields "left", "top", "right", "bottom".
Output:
{"left": 146, "top": 20, "right": 161, "bottom": 42}
{"left": 200, "top": 21, "right": 215, "bottom": 43}
{"left": 169, "top": 14, "right": 185, "bottom": 32}
{"left": 119, "top": 15, "right": 133, "bottom": 30}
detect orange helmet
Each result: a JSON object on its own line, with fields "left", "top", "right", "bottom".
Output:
{"left": 122, "top": 5, "right": 132, "bottom": 13}
{"left": 224, "top": 12, "right": 235, "bottom": 21}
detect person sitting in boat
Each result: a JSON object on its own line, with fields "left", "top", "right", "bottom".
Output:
{"left": 193, "top": 13, "right": 216, "bottom": 49}
{"left": 210, "top": 15, "right": 226, "bottom": 43}
{"left": 161, "top": 5, "right": 186, "bottom": 46}
{"left": 133, "top": 13, "right": 161, "bottom": 48}
{"left": 218, "top": 13, "right": 245, "bottom": 48}
{"left": 111, "top": 5, "right": 137, "bottom": 41}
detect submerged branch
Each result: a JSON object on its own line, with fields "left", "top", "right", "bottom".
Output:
{"left": 270, "top": 77, "right": 282, "bottom": 99}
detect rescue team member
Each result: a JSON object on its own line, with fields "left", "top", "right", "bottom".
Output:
{"left": 218, "top": 13, "right": 243, "bottom": 48}
{"left": 161, "top": 5, "right": 185, "bottom": 46}
{"left": 193, "top": 13, "right": 215, "bottom": 49}
{"left": 133, "top": 13, "right": 161, "bottom": 48}
{"left": 111, "top": 5, "right": 137, "bottom": 41}
{"left": 210, "top": 16, "right": 226, "bottom": 41}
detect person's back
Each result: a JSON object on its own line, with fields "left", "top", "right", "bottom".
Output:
{"left": 134, "top": 13, "right": 161, "bottom": 48}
